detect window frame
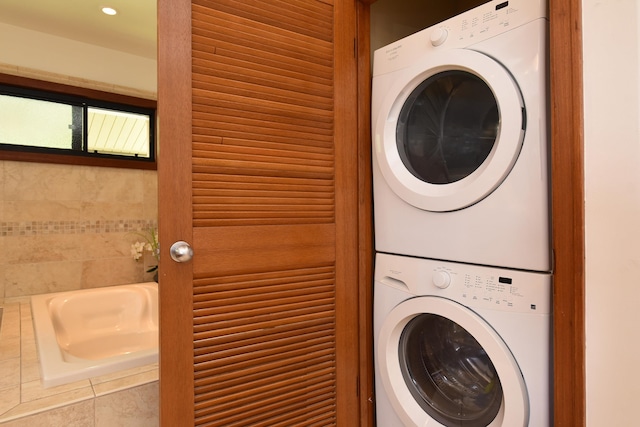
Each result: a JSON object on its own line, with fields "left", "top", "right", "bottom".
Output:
{"left": 0, "top": 73, "right": 157, "bottom": 170}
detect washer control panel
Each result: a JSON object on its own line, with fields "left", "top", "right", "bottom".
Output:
{"left": 454, "top": 270, "right": 528, "bottom": 311}
{"left": 376, "top": 253, "right": 551, "bottom": 315}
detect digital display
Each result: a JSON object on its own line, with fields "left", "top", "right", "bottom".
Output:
{"left": 499, "top": 277, "right": 513, "bottom": 284}
{"left": 496, "top": 1, "right": 509, "bottom": 10}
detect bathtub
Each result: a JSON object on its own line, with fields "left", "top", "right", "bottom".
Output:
{"left": 31, "top": 282, "right": 158, "bottom": 388}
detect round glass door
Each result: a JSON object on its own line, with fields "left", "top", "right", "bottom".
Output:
{"left": 399, "top": 314, "right": 503, "bottom": 426}
{"left": 373, "top": 49, "right": 525, "bottom": 212}
{"left": 396, "top": 71, "right": 499, "bottom": 186}
{"left": 376, "top": 296, "right": 528, "bottom": 427}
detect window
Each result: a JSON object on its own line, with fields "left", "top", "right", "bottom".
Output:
{"left": 0, "top": 74, "right": 156, "bottom": 170}
{"left": 87, "top": 107, "right": 152, "bottom": 158}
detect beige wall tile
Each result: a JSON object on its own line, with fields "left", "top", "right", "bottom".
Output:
{"left": 3, "top": 162, "right": 81, "bottom": 202}
{"left": 3, "top": 163, "right": 146, "bottom": 204}
{"left": 4, "top": 262, "right": 83, "bottom": 297}
{"left": 80, "top": 167, "right": 145, "bottom": 204}
{"left": 4, "top": 201, "right": 85, "bottom": 223}
{"left": 3, "top": 201, "right": 152, "bottom": 223}
{"left": 94, "top": 382, "right": 158, "bottom": 427}
{"left": 142, "top": 171, "right": 158, "bottom": 219}
{"left": 81, "top": 258, "right": 146, "bottom": 289}
{"left": 1, "top": 161, "right": 158, "bottom": 298}
{"left": 81, "top": 202, "right": 150, "bottom": 222}
{"left": 4, "top": 236, "right": 69, "bottom": 264}
{"left": 4, "top": 234, "right": 136, "bottom": 265}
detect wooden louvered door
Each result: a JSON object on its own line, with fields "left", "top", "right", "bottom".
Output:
{"left": 158, "top": 0, "right": 361, "bottom": 425}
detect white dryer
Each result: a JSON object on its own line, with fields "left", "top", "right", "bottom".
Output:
{"left": 372, "top": 0, "right": 550, "bottom": 272}
{"left": 374, "top": 253, "right": 552, "bottom": 426}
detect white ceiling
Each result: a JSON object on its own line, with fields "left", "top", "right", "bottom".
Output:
{"left": 0, "top": 0, "right": 157, "bottom": 59}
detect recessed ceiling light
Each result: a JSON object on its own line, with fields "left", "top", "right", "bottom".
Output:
{"left": 102, "top": 7, "right": 117, "bottom": 16}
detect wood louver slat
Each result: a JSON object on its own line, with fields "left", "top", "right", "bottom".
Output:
{"left": 188, "top": 0, "right": 343, "bottom": 425}
{"left": 192, "top": 0, "right": 335, "bottom": 227}
{"left": 192, "top": 265, "right": 337, "bottom": 426}
{"left": 196, "top": 0, "right": 333, "bottom": 42}
{"left": 192, "top": 8, "right": 333, "bottom": 65}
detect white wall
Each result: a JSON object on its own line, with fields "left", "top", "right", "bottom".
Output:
{"left": 583, "top": 0, "right": 640, "bottom": 424}
{"left": 0, "top": 22, "right": 156, "bottom": 94}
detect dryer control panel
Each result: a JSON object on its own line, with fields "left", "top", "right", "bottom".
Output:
{"left": 373, "top": 0, "right": 547, "bottom": 77}
{"left": 375, "top": 252, "right": 551, "bottom": 315}
{"left": 428, "top": 0, "right": 546, "bottom": 49}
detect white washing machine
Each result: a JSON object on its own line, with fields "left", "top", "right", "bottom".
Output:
{"left": 372, "top": 0, "right": 550, "bottom": 272}
{"left": 374, "top": 253, "right": 551, "bottom": 426}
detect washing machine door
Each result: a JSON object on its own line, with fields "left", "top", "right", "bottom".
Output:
{"left": 373, "top": 49, "right": 525, "bottom": 212}
{"left": 377, "top": 296, "right": 528, "bottom": 427}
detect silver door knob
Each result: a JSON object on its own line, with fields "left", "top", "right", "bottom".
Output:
{"left": 170, "top": 241, "right": 193, "bottom": 263}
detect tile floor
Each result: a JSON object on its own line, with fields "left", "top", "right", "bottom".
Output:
{"left": 0, "top": 297, "right": 158, "bottom": 426}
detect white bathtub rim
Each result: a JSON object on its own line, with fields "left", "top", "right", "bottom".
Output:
{"left": 31, "top": 282, "right": 159, "bottom": 389}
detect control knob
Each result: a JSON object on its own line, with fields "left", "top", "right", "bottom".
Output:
{"left": 433, "top": 271, "right": 451, "bottom": 289}
{"left": 430, "top": 27, "right": 448, "bottom": 47}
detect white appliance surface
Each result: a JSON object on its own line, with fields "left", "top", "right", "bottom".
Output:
{"left": 374, "top": 252, "right": 552, "bottom": 426}
{"left": 372, "top": 0, "right": 551, "bottom": 272}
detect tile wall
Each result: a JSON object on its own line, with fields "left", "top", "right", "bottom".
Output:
{"left": 0, "top": 160, "right": 158, "bottom": 301}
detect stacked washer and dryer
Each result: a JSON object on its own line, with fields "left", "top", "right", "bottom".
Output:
{"left": 371, "top": 1, "right": 552, "bottom": 426}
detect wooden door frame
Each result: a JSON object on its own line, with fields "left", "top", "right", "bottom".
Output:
{"left": 356, "top": 1, "right": 375, "bottom": 426}
{"left": 157, "top": 0, "right": 195, "bottom": 424}
{"left": 548, "top": 0, "right": 585, "bottom": 425}
{"left": 357, "top": 0, "right": 586, "bottom": 425}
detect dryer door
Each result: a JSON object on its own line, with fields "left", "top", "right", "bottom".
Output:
{"left": 377, "top": 296, "right": 528, "bottom": 427}
{"left": 373, "top": 49, "right": 524, "bottom": 212}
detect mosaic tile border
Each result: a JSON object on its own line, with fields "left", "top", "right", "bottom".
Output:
{"left": 0, "top": 220, "right": 157, "bottom": 237}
